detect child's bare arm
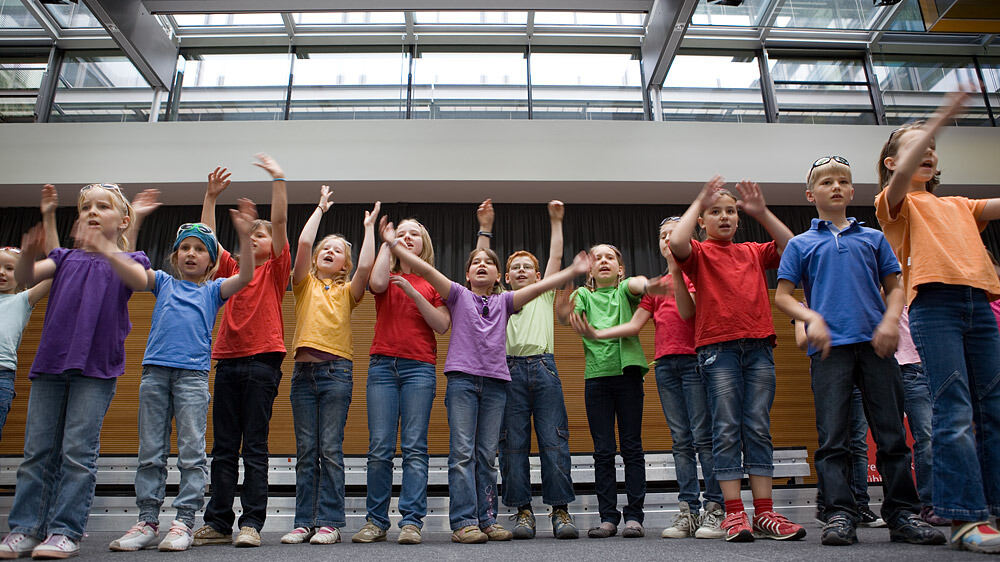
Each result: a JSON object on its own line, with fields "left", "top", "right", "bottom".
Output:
{"left": 382, "top": 218, "right": 453, "bottom": 300}
{"left": 543, "top": 200, "right": 564, "bottom": 278}
{"left": 389, "top": 275, "right": 451, "bottom": 334}
{"left": 671, "top": 176, "right": 725, "bottom": 261}
{"left": 253, "top": 153, "right": 288, "bottom": 256}
{"left": 40, "top": 185, "right": 60, "bottom": 253}
{"left": 201, "top": 167, "right": 231, "bottom": 231}
{"left": 872, "top": 273, "right": 904, "bottom": 358}
{"left": 476, "top": 198, "right": 494, "bottom": 251}
{"left": 221, "top": 199, "right": 258, "bottom": 300}
{"left": 78, "top": 226, "right": 152, "bottom": 291}
{"left": 775, "top": 280, "right": 829, "bottom": 358}
{"left": 293, "top": 185, "right": 331, "bottom": 285}
{"left": 512, "top": 251, "right": 590, "bottom": 310}
{"left": 582, "top": 307, "right": 652, "bottom": 340}
{"left": 16, "top": 224, "right": 56, "bottom": 286}
{"left": 350, "top": 202, "right": 381, "bottom": 303}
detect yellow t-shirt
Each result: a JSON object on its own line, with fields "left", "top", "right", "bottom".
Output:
{"left": 291, "top": 275, "right": 359, "bottom": 360}
{"left": 875, "top": 188, "right": 1000, "bottom": 305}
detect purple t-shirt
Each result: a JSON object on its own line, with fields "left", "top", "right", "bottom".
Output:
{"left": 30, "top": 247, "right": 150, "bottom": 380}
{"left": 444, "top": 282, "right": 515, "bottom": 381}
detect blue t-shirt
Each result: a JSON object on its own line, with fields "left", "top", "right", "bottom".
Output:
{"left": 143, "top": 270, "right": 226, "bottom": 371}
{"left": 0, "top": 292, "right": 32, "bottom": 372}
{"left": 777, "top": 218, "right": 901, "bottom": 356}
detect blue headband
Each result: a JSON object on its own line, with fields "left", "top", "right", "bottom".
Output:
{"left": 173, "top": 225, "right": 219, "bottom": 263}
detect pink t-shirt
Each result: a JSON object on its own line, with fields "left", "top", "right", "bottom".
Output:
{"left": 639, "top": 273, "right": 696, "bottom": 358}
{"left": 991, "top": 300, "right": 1000, "bottom": 331}
{"left": 894, "top": 307, "right": 921, "bottom": 366}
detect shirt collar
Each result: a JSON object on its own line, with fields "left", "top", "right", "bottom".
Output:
{"left": 809, "top": 217, "right": 862, "bottom": 232}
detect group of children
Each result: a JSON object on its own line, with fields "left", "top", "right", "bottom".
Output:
{"left": 0, "top": 91, "right": 997, "bottom": 558}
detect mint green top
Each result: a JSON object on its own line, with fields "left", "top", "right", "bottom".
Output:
{"left": 573, "top": 279, "right": 647, "bottom": 379}
{"left": 506, "top": 290, "right": 555, "bottom": 357}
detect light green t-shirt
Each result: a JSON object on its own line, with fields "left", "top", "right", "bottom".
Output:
{"left": 506, "top": 290, "right": 555, "bottom": 357}
{"left": 573, "top": 279, "right": 647, "bottom": 379}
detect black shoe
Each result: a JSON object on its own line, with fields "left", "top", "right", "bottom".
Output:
{"left": 857, "top": 505, "right": 886, "bottom": 528}
{"left": 821, "top": 514, "right": 858, "bottom": 546}
{"left": 889, "top": 513, "right": 947, "bottom": 545}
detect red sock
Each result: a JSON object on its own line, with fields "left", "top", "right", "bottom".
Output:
{"left": 753, "top": 498, "right": 773, "bottom": 514}
{"left": 725, "top": 499, "right": 745, "bottom": 515}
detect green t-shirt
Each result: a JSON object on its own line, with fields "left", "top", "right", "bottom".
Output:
{"left": 573, "top": 279, "right": 648, "bottom": 379}
{"left": 506, "top": 290, "right": 555, "bottom": 357}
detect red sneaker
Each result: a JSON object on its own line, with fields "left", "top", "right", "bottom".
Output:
{"left": 722, "top": 511, "right": 754, "bottom": 542}
{"left": 753, "top": 510, "right": 807, "bottom": 540}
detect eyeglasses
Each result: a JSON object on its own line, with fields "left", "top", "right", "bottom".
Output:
{"left": 176, "top": 223, "right": 215, "bottom": 237}
{"left": 481, "top": 295, "right": 490, "bottom": 318}
{"left": 807, "top": 156, "right": 850, "bottom": 184}
{"left": 0, "top": 246, "right": 21, "bottom": 254}
{"left": 81, "top": 183, "right": 128, "bottom": 205}
{"left": 659, "top": 216, "right": 682, "bottom": 227}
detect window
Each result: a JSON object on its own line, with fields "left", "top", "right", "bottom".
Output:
{"left": 530, "top": 52, "right": 642, "bottom": 120}
{"left": 50, "top": 52, "right": 154, "bottom": 123}
{"left": 873, "top": 55, "right": 991, "bottom": 126}
{"left": 0, "top": 0, "right": 41, "bottom": 29}
{"left": 290, "top": 50, "right": 408, "bottom": 120}
{"left": 533, "top": 12, "right": 644, "bottom": 27}
{"left": 0, "top": 55, "right": 47, "bottom": 123}
{"left": 662, "top": 53, "right": 766, "bottom": 123}
{"left": 769, "top": 56, "right": 876, "bottom": 124}
{"left": 292, "top": 12, "right": 405, "bottom": 26}
{"left": 44, "top": 2, "right": 102, "bottom": 29}
{"left": 772, "top": 0, "right": 881, "bottom": 30}
{"left": 690, "top": 0, "right": 770, "bottom": 27}
{"left": 175, "top": 52, "right": 292, "bottom": 121}
{"left": 411, "top": 51, "right": 527, "bottom": 119}
{"left": 173, "top": 13, "right": 284, "bottom": 28}
{"left": 413, "top": 12, "right": 527, "bottom": 25}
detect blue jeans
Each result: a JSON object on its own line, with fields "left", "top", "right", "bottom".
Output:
{"left": 135, "top": 365, "right": 210, "bottom": 529}
{"left": 203, "top": 354, "right": 282, "bottom": 533}
{"left": 697, "top": 338, "right": 775, "bottom": 480}
{"left": 815, "top": 388, "right": 872, "bottom": 510}
{"left": 445, "top": 372, "right": 507, "bottom": 530}
{"left": 289, "top": 359, "right": 353, "bottom": 529}
{"left": 584, "top": 369, "right": 646, "bottom": 525}
{"left": 910, "top": 284, "right": 1000, "bottom": 521}
{"left": 7, "top": 372, "right": 116, "bottom": 541}
{"left": 500, "top": 354, "right": 575, "bottom": 508}
{"left": 900, "top": 362, "right": 933, "bottom": 506}
{"left": 0, "top": 369, "right": 15, "bottom": 441}
{"left": 654, "top": 355, "right": 721, "bottom": 511}
{"left": 810, "top": 344, "right": 919, "bottom": 523}
{"left": 365, "top": 355, "right": 436, "bottom": 530}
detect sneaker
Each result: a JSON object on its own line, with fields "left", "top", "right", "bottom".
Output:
{"left": 814, "top": 507, "right": 828, "bottom": 527}
{"left": 587, "top": 522, "right": 616, "bottom": 539}
{"left": 0, "top": 533, "right": 41, "bottom": 559}
{"left": 550, "top": 508, "right": 579, "bottom": 540}
{"left": 950, "top": 521, "right": 1000, "bottom": 554}
{"left": 622, "top": 521, "right": 644, "bottom": 538}
{"left": 451, "top": 526, "right": 488, "bottom": 544}
{"left": 662, "top": 501, "right": 697, "bottom": 539}
{"left": 233, "top": 527, "right": 261, "bottom": 548}
{"left": 192, "top": 525, "right": 231, "bottom": 546}
{"left": 482, "top": 524, "right": 513, "bottom": 541}
{"left": 309, "top": 526, "right": 341, "bottom": 545}
{"left": 280, "top": 527, "right": 314, "bottom": 544}
{"left": 109, "top": 521, "right": 158, "bottom": 552}
{"left": 857, "top": 505, "right": 886, "bottom": 528}
{"left": 29, "top": 535, "right": 78, "bottom": 560}
{"left": 510, "top": 509, "right": 536, "bottom": 540}
{"left": 889, "top": 513, "right": 946, "bottom": 545}
{"left": 821, "top": 513, "right": 858, "bottom": 546}
{"left": 397, "top": 525, "right": 422, "bottom": 545}
{"left": 695, "top": 502, "right": 726, "bottom": 539}
{"left": 158, "top": 521, "right": 193, "bottom": 552}
{"left": 753, "top": 510, "right": 806, "bottom": 541}
{"left": 920, "top": 505, "right": 950, "bottom": 527}
{"left": 351, "top": 521, "right": 386, "bottom": 543}
{"left": 722, "top": 511, "right": 754, "bottom": 543}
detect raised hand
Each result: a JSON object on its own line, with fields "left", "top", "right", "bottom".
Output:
{"left": 76, "top": 223, "right": 117, "bottom": 255}
{"left": 734, "top": 180, "right": 767, "bottom": 217}
{"left": 207, "top": 167, "right": 232, "bottom": 198}
{"left": 570, "top": 250, "right": 592, "bottom": 275}
{"left": 696, "top": 175, "right": 726, "bottom": 212}
{"left": 569, "top": 312, "right": 599, "bottom": 340}
{"left": 379, "top": 216, "right": 397, "bottom": 245}
{"left": 253, "top": 153, "right": 285, "bottom": 180}
{"left": 229, "top": 198, "right": 259, "bottom": 236}
{"left": 317, "top": 185, "right": 333, "bottom": 213}
{"left": 40, "top": 184, "right": 58, "bottom": 215}
{"left": 548, "top": 200, "right": 565, "bottom": 221}
{"left": 643, "top": 275, "right": 671, "bottom": 296}
{"left": 364, "top": 201, "right": 382, "bottom": 229}
{"left": 131, "top": 189, "right": 162, "bottom": 220}
{"left": 389, "top": 274, "right": 417, "bottom": 297}
{"left": 477, "top": 198, "right": 494, "bottom": 230}
{"left": 20, "top": 224, "right": 46, "bottom": 257}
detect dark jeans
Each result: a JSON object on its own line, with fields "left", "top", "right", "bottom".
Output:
{"left": 203, "top": 355, "right": 282, "bottom": 533}
{"left": 810, "top": 343, "right": 920, "bottom": 523}
{"left": 816, "top": 388, "right": 871, "bottom": 510}
{"left": 584, "top": 368, "right": 645, "bottom": 525}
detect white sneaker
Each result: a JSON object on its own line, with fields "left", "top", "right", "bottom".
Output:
{"left": 280, "top": 527, "right": 314, "bottom": 544}
{"left": 695, "top": 501, "right": 726, "bottom": 539}
{"left": 662, "top": 501, "right": 697, "bottom": 538}
{"left": 157, "top": 521, "right": 193, "bottom": 552}
{"left": 309, "top": 526, "right": 341, "bottom": 545}
{"left": 30, "top": 534, "right": 78, "bottom": 559}
{"left": 0, "top": 533, "right": 41, "bottom": 559}
{"left": 109, "top": 522, "right": 158, "bottom": 551}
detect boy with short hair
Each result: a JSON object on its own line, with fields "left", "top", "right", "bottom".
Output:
{"left": 774, "top": 156, "right": 945, "bottom": 547}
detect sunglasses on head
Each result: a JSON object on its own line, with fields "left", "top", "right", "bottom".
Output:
{"left": 0, "top": 246, "right": 21, "bottom": 254}
{"left": 808, "top": 156, "right": 851, "bottom": 184}
{"left": 176, "top": 223, "right": 215, "bottom": 237}
{"left": 659, "top": 216, "right": 682, "bottom": 227}
{"left": 81, "top": 183, "right": 128, "bottom": 204}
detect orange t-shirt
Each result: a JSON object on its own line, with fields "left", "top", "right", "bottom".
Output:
{"left": 212, "top": 243, "right": 292, "bottom": 359}
{"left": 875, "top": 189, "right": 1000, "bottom": 305}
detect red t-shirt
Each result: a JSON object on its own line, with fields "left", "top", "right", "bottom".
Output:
{"left": 677, "top": 239, "right": 780, "bottom": 349}
{"left": 369, "top": 273, "right": 445, "bottom": 365}
{"left": 639, "top": 273, "right": 696, "bottom": 358}
{"left": 212, "top": 243, "right": 291, "bottom": 359}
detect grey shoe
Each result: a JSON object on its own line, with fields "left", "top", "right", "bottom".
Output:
{"left": 662, "top": 501, "right": 697, "bottom": 538}
{"left": 622, "top": 521, "right": 644, "bottom": 538}
{"left": 510, "top": 509, "right": 536, "bottom": 540}
{"left": 551, "top": 508, "right": 579, "bottom": 540}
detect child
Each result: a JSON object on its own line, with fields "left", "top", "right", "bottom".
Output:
{"left": 380, "top": 217, "right": 590, "bottom": 544}
{"left": 0, "top": 183, "right": 151, "bottom": 559}
{"left": 353, "top": 216, "right": 450, "bottom": 546}
{"left": 107, "top": 201, "right": 257, "bottom": 552}
{"left": 572, "top": 218, "right": 724, "bottom": 540}
{"left": 280, "top": 187, "right": 378, "bottom": 545}
{"left": 875, "top": 91, "right": 1000, "bottom": 553}
{"left": 775, "top": 156, "right": 944, "bottom": 547}
{"left": 669, "top": 177, "right": 805, "bottom": 543}
{"left": 0, "top": 186, "right": 55, "bottom": 440}
{"left": 476, "top": 200, "right": 579, "bottom": 540}
{"left": 194, "top": 157, "right": 290, "bottom": 548}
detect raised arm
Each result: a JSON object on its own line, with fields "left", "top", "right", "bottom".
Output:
{"left": 570, "top": 307, "right": 652, "bottom": 340}
{"left": 668, "top": 254, "right": 696, "bottom": 320}
{"left": 369, "top": 243, "right": 393, "bottom": 294}
{"left": 201, "top": 167, "right": 231, "bottom": 231}
{"left": 512, "top": 251, "right": 590, "bottom": 311}
{"left": 220, "top": 198, "right": 258, "bottom": 300}
{"left": 775, "top": 279, "right": 830, "bottom": 358}
{"left": 734, "top": 180, "right": 793, "bottom": 254}
{"left": 476, "top": 198, "right": 494, "bottom": 251}
{"left": 40, "top": 184, "right": 60, "bottom": 253}
{"left": 670, "top": 175, "right": 725, "bottom": 261}
{"left": 253, "top": 153, "right": 288, "bottom": 255}
{"left": 350, "top": 201, "right": 381, "bottom": 303}
{"left": 77, "top": 224, "right": 152, "bottom": 291}
{"left": 15, "top": 224, "right": 56, "bottom": 286}
{"left": 389, "top": 274, "right": 451, "bottom": 334}
{"left": 871, "top": 273, "right": 904, "bottom": 358}
{"left": 382, "top": 217, "right": 453, "bottom": 300}
{"left": 126, "top": 189, "right": 161, "bottom": 252}
{"left": 544, "top": 200, "right": 564, "bottom": 278}
{"left": 293, "top": 185, "right": 332, "bottom": 285}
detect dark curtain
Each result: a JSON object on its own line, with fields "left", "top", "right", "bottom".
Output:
{"left": 2, "top": 202, "right": 999, "bottom": 287}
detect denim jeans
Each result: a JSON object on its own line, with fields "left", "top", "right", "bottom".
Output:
{"left": 584, "top": 369, "right": 645, "bottom": 525}
{"left": 7, "top": 372, "right": 116, "bottom": 541}
{"left": 499, "top": 354, "right": 575, "bottom": 508}
{"left": 0, "top": 369, "right": 14, "bottom": 441}
{"left": 815, "top": 388, "right": 872, "bottom": 510}
{"left": 365, "top": 355, "right": 436, "bottom": 530}
{"left": 203, "top": 355, "right": 282, "bottom": 533}
{"left": 910, "top": 284, "right": 1000, "bottom": 521}
{"left": 135, "top": 365, "right": 210, "bottom": 529}
{"left": 445, "top": 372, "right": 507, "bottom": 530}
{"left": 697, "top": 338, "right": 775, "bottom": 481}
{"left": 654, "top": 355, "right": 721, "bottom": 511}
{"left": 289, "top": 359, "right": 352, "bottom": 529}
{"left": 899, "top": 362, "right": 933, "bottom": 506}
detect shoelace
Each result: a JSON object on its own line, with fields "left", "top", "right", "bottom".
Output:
{"left": 166, "top": 523, "right": 190, "bottom": 537}
{"left": 554, "top": 511, "right": 572, "bottom": 525}
{"left": 511, "top": 511, "right": 533, "bottom": 526}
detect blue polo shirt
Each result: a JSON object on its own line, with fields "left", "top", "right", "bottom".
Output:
{"left": 777, "top": 218, "right": 900, "bottom": 356}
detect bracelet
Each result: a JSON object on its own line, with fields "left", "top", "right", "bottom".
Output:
{"left": 477, "top": 230, "right": 493, "bottom": 239}
{"left": 273, "top": 177, "right": 286, "bottom": 182}
{"left": 316, "top": 205, "right": 325, "bottom": 213}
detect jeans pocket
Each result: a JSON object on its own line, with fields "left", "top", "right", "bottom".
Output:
{"left": 326, "top": 363, "right": 354, "bottom": 383}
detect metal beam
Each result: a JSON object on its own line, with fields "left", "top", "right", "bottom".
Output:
{"left": 143, "top": 0, "right": 652, "bottom": 13}
{"left": 19, "top": 1, "right": 61, "bottom": 41}
{"left": 33, "top": 46, "right": 62, "bottom": 123}
{"left": 640, "top": 0, "right": 698, "bottom": 90}
{"left": 81, "top": 0, "right": 179, "bottom": 89}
